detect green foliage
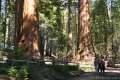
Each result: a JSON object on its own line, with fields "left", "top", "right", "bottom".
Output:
{"left": 8, "top": 65, "right": 29, "bottom": 80}
{"left": 8, "top": 66, "right": 18, "bottom": 77}
{"left": 0, "top": 0, "right": 15, "bottom": 44}
{"left": 0, "top": 18, "right": 5, "bottom": 42}
{"left": 39, "top": 0, "right": 68, "bottom": 53}
{"left": 91, "top": 0, "right": 120, "bottom": 63}
{"left": 91, "top": 0, "right": 111, "bottom": 54}
{"left": 17, "top": 65, "right": 29, "bottom": 80}
{"left": 14, "top": 47, "right": 25, "bottom": 59}
{"left": 110, "top": 0, "right": 120, "bottom": 63}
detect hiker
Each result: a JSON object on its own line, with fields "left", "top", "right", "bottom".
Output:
{"left": 94, "top": 54, "right": 100, "bottom": 72}
{"left": 99, "top": 56, "right": 105, "bottom": 73}
{"left": 97, "top": 57, "right": 101, "bottom": 72}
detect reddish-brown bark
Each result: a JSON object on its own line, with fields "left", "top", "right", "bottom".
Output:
{"left": 15, "top": 0, "right": 42, "bottom": 59}
{"left": 77, "top": 0, "right": 94, "bottom": 61}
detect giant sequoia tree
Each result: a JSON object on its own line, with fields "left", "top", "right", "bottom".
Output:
{"left": 15, "top": 0, "right": 42, "bottom": 59}
{"left": 77, "top": 0, "right": 94, "bottom": 61}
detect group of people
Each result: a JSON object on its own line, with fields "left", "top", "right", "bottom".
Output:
{"left": 95, "top": 55, "right": 106, "bottom": 73}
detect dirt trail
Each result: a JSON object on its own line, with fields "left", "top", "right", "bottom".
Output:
{"left": 69, "top": 68, "right": 120, "bottom": 80}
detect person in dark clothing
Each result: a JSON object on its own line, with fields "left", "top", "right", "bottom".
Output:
{"left": 95, "top": 55, "right": 105, "bottom": 73}
{"left": 97, "top": 59, "right": 101, "bottom": 72}
{"left": 94, "top": 54, "right": 100, "bottom": 72}
{"left": 100, "top": 58, "right": 105, "bottom": 73}
{"left": 95, "top": 54, "right": 106, "bottom": 73}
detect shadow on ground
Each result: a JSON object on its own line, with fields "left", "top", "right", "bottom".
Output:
{"left": 29, "top": 63, "right": 120, "bottom": 80}
{"left": 29, "top": 63, "right": 84, "bottom": 80}
{"left": 1, "top": 62, "right": 120, "bottom": 80}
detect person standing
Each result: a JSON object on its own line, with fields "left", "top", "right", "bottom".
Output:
{"left": 100, "top": 56, "right": 105, "bottom": 73}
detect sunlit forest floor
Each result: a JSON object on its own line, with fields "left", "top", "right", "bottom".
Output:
{"left": 70, "top": 68, "right": 120, "bottom": 80}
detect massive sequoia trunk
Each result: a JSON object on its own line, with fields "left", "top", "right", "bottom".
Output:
{"left": 15, "top": 0, "right": 42, "bottom": 59}
{"left": 77, "top": 0, "right": 94, "bottom": 62}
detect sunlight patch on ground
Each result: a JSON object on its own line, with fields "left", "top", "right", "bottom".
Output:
{"left": 105, "top": 70, "right": 120, "bottom": 73}
{"left": 105, "top": 67, "right": 120, "bottom": 73}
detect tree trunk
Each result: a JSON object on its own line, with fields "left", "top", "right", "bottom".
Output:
{"left": 5, "top": 17, "right": 10, "bottom": 44}
{"left": 15, "top": 0, "right": 23, "bottom": 48}
{"left": 5, "top": 0, "right": 11, "bottom": 45}
{"left": 4, "top": 0, "right": 7, "bottom": 48}
{"left": 77, "top": 0, "right": 94, "bottom": 62}
{"left": 67, "top": 0, "right": 73, "bottom": 57}
{"left": 15, "top": 0, "right": 42, "bottom": 59}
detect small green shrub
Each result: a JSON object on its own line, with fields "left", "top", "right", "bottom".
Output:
{"left": 8, "top": 65, "right": 29, "bottom": 80}
{"left": 8, "top": 66, "right": 18, "bottom": 77}
{"left": 14, "top": 47, "right": 25, "bottom": 59}
{"left": 17, "top": 65, "right": 29, "bottom": 80}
